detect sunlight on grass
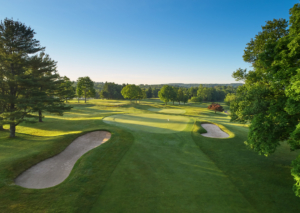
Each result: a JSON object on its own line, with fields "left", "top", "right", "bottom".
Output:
{"left": 104, "top": 113, "right": 191, "bottom": 133}
{"left": 13, "top": 126, "right": 82, "bottom": 136}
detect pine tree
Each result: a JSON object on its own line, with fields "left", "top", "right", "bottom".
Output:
{"left": 0, "top": 18, "right": 72, "bottom": 136}
{"left": 0, "top": 18, "right": 46, "bottom": 137}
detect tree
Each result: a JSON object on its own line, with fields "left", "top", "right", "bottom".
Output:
{"left": 101, "top": 82, "right": 124, "bottom": 100}
{"left": 58, "top": 76, "right": 76, "bottom": 103}
{"left": 121, "top": 84, "right": 139, "bottom": 102}
{"left": 146, "top": 86, "right": 153, "bottom": 98}
{"left": 0, "top": 18, "right": 45, "bottom": 137}
{"left": 76, "top": 85, "right": 82, "bottom": 103}
{"left": 158, "top": 85, "right": 174, "bottom": 105}
{"left": 99, "top": 90, "right": 109, "bottom": 99}
{"left": 29, "top": 53, "right": 72, "bottom": 122}
{"left": 170, "top": 87, "right": 178, "bottom": 105}
{"left": 188, "top": 87, "right": 198, "bottom": 98}
{"left": 77, "top": 77, "right": 95, "bottom": 103}
{"left": 182, "top": 94, "right": 189, "bottom": 104}
{"left": 190, "top": 97, "right": 202, "bottom": 102}
{"left": 0, "top": 18, "right": 71, "bottom": 135}
{"left": 230, "top": 3, "right": 300, "bottom": 197}
{"left": 177, "top": 88, "right": 184, "bottom": 105}
{"left": 137, "top": 88, "right": 146, "bottom": 103}
{"left": 224, "top": 93, "right": 236, "bottom": 106}
{"left": 208, "top": 103, "right": 224, "bottom": 113}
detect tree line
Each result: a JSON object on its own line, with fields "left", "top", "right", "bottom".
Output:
{"left": 229, "top": 3, "right": 300, "bottom": 197}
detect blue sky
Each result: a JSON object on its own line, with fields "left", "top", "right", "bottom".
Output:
{"left": 1, "top": 0, "right": 298, "bottom": 84}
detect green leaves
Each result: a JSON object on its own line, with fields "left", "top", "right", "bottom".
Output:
{"left": 77, "top": 77, "right": 95, "bottom": 103}
{"left": 230, "top": 3, "right": 300, "bottom": 197}
{"left": 121, "top": 84, "right": 141, "bottom": 102}
{"left": 158, "top": 85, "right": 174, "bottom": 105}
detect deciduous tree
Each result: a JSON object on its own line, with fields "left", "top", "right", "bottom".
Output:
{"left": 58, "top": 76, "right": 76, "bottom": 103}
{"left": 229, "top": 3, "right": 300, "bottom": 197}
{"left": 158, "top": 85, "right": 174, "bottom": 105}
{"left": 208, "top": 103, "right": 224, "bottom": 113}
{"left": 77, "top": 77, "right": 95, "bottom": 103}
{"left": 121, "top": 84, "right": 140, "bottom": 102}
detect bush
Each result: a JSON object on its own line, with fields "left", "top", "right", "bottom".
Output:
{"left": 207, "top": 103, "right": 224, "bottom": 113}
{"left": 190, "top": 97, "right": 202, "bottom": 102}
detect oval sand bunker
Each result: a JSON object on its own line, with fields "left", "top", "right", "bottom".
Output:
{"left": 201, "top": 123, "right": 229, "bottom": 138}
{"left": 15, "top": 131, "right": 111, "bottom": 189}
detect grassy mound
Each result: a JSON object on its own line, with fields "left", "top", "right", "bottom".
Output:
{"left": 103, "top": 113, "right": 191, "bottom": 134}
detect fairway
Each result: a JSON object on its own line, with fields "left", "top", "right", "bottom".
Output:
{"left": 148, "top": 108, "right": 186, "bottom": 114}
{"left": 103, "top": 113, "right": 191, "bottom": 133}
{"left": 1, "top": 99, "right": 300, "bottom": 213}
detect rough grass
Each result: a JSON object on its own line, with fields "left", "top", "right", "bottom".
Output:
{"left": 0, "top": 99, "right": 300, "bottom": 212}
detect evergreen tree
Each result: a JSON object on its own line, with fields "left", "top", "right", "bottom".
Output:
{"left": 0, "top": 18, "right": 45, "bottom": 137}
{"left": 29, "top": 53, "right": 71, "bottom": 122}
{"left": 146, "top": 86, "right": 153, "bottom": 98}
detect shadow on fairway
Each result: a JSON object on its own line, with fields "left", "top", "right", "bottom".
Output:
{"left": 103, "top": 114, "right": 192, "bottom": 134}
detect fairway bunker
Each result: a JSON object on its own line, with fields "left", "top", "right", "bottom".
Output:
{"left": 148, "top": 108, "right": 186, "bottom": 114}
{"left": 104, "top": 113, "right": 191, "bottom": 134}
{"left": 201, "top": 123, "right": 229, "bottom": 138}
{"left": 15, "top": 131, "right": 111, "bottom": 189}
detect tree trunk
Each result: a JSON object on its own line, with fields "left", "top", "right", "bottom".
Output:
{"left": 10, "top": 123, "right": 15, "bottom": 137}
{"left": 39, "top": 110, "right": 43, "bottom": 122}
{"left": 85, "top": 90, "right": 87, "bottom": 103}
{"left": 10, "top": 99, "right": 16, "bottom": 137}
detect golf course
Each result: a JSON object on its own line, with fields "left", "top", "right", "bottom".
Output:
{"left": 0, "top": 99, "right": 300, "bottom": 213}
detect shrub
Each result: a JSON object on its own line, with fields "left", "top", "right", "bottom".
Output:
{"left": 208, "top": 103, "right": 224, "bottom": 113}
{"left": 190, "top": 97, "right": 202, "bottom": 102}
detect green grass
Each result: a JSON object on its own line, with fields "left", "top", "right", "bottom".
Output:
{"left": 103, "top": 113, "right": 191, "bottom": 133}
{"left": 0, "top": 99, "right": 300, "bottom": 212}
{"left": 147, "top": 108, "right": 186, "bottom": 114}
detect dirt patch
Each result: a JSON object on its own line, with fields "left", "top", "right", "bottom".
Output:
{"left": 201, "top": 123, "right": 229, "bottom": 138}
{"left": 15, "top": 131, "right": 111, "bottom": 189}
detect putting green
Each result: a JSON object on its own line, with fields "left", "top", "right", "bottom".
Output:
{"left": 103, "top": 113, "right": 191, "bottom": 133}
{"left": 148, "top": 108, "right": 186, "bottom": 114}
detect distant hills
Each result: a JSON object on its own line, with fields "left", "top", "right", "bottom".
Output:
{"left": 141, "top": 83, "right": 243, "bottom": 88}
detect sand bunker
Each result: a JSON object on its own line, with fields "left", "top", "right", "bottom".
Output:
{"left": 15, "top": 131, "right": 111, "bottom": 189}
{"left": 201, "top": 123, "right": 229, "bottom": 138}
